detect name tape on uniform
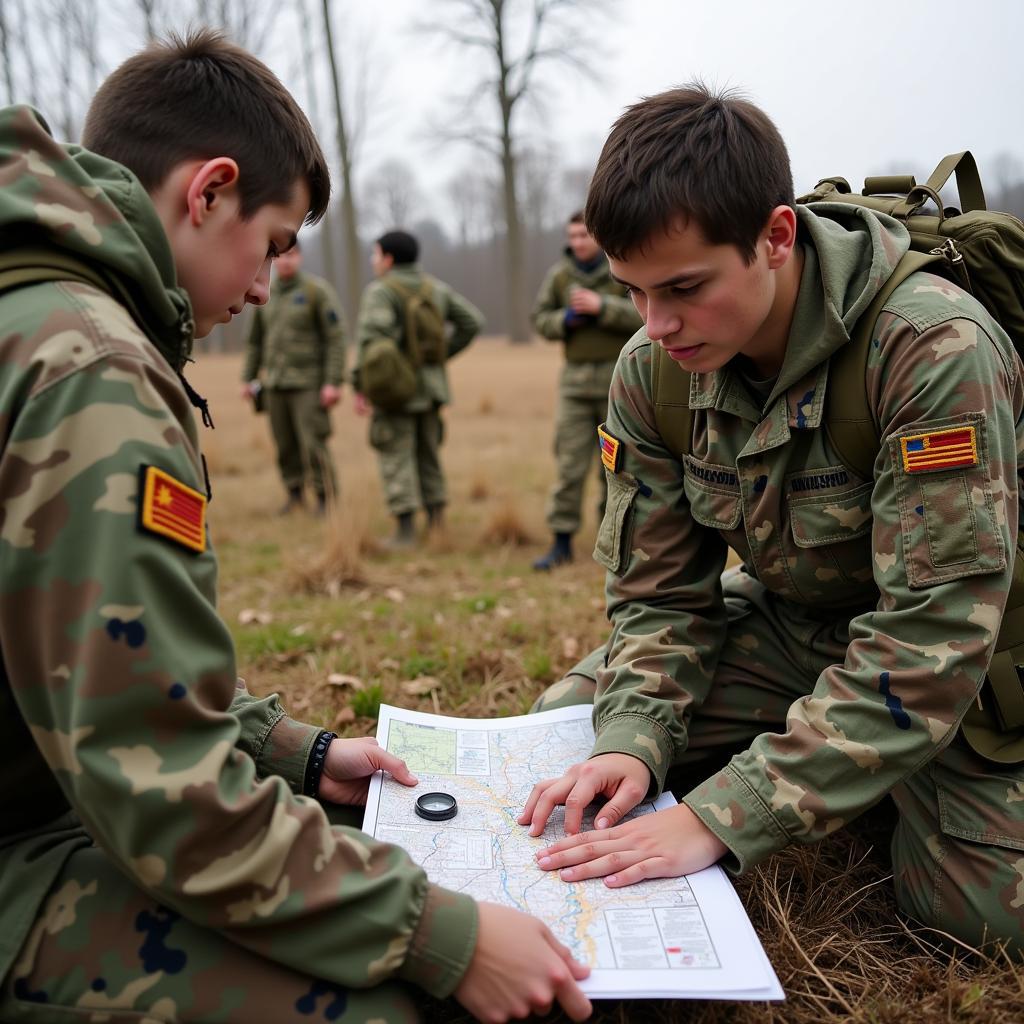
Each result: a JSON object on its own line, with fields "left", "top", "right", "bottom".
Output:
{"left": 138, "top": 465, "right": 207, "bottom": 553}
{"left": 899, "top": 425, "right": 978, "bottom": 474}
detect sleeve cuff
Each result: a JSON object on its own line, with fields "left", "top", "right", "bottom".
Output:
{"left": 682, "top": 763, "right": 791, "bottom": 875}
{"left": 590, "top": 712, "right": 673, "bottom": 797}
{"left": 258, "top": 714, "right": 323, "bottom": 794}
{"left": 397, "top": 883, "right": 478, "bottom": 998}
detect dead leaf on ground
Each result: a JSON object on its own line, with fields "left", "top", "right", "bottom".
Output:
{"left": 379, "top": 657, "right": 400, "bottom": 671}
{"left": 385, "top": 587, "right": 405, "bottom": 603}
{"left": 238, "top": 608, "right": 273, "bottom": 625}
{"left": 562, "top": 636, "right": 580, "bottom": 660}
{"left": 400, "top": 676, "right": 441, "bottom": 696}
{"left": 290, "top": 623, "right": 311, "bottom": 637}
{"left": 332, "top": 707, "right": 356, "bottom": 728}
{"left": 327, "top": 673, "right": 365, "bottom": 690}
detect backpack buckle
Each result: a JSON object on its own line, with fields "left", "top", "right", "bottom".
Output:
{"left": 930, "top": 237, "right": 964, "bottom": 265}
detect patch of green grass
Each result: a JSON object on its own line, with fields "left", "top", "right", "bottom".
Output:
{"left": 351, "top": 683, "right": 383, "bottom": 719}
{"left": 233, "top": 622, "right": 314, "bottom": 662}
{"left": 523, "top": 647, "right": 552, "bottom": 682}
{"left": 460, "top": 593, "right": 497, "bottom": 614}
{"left": 401, "top": 653, "right": 443, "bottom": 677}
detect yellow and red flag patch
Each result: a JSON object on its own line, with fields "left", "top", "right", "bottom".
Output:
{"left": 138, "top": 465, "right": 207, "bottom": 553}
{"left": 598, "top": 425, "right": 622, "bottom": 473}
{"left": 899, "top": 425, "right": 978, "bottom": 474}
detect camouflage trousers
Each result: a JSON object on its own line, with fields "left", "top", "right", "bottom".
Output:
{"left": 533, "top": 568, "right": 1024, "bottom": 954}
{"left": 369, "top": 408, "right": 445, "bottom": 517}
{"left": 545, "top": 361, "right": 616, "bottom": 535}
{"left": 267, "top": 387, "right": 337, "bottom": 501}
{"left": 0, "top": 805, "right": 419, "bottom": 1023}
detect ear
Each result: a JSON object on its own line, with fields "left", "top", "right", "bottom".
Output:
{"left": 763, "top": 205, "right": 798, "bottom": 270}
{"left": 185, "top": 157, "right": 241, "bottom": 227}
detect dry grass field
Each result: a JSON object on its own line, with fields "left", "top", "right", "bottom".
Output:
{"left": 190, "top": 341, "right": 1022, "bottom": 1024}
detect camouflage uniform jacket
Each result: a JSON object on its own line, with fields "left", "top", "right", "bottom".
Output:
{"left": 532, "top": 251, "right": 642, "bottom": 363}
{"left": 593, "top": 202, "right": 1024, "bottom": 873}
{"left": 242, "top": 269, "right": 347, "bottom": 389}
{"left": 354, "top": 264, "right": 484, "bottom": 412}
{"left": 0, "top": 106, "right": 476, "bottom": 996}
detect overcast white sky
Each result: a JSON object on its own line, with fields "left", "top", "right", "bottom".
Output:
{"left": 264, "top": 0, "right": 1023, "bottom": 224}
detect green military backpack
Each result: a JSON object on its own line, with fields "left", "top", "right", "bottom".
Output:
{"left": 649, "top": 152, "right": 1024, "bottom": 763}
{"left": 385, "top": 278, "right": 447, "bottom": 365}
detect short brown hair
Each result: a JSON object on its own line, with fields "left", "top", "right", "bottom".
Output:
{"left": 82, "top": 29, "right": 329, "bottom": 225}
{"left": 585, "top": 83, "right": 793, "bottom": 262}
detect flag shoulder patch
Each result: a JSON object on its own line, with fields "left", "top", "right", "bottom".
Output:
{"left": 598, "top": 425, "right": 622, "bottom": 474}
{"left": 899, "top": 426, "right": 978, "bottom": 474}
{"left": 138, "top": 465, "right": 207, "bottom": 553}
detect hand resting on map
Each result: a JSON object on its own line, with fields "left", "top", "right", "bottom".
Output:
{"left": 517, "top": 752, "right": 652, "bottom": 836}
{"left": 534, "top": 802, "right": 729, "bottom": 886}
{"left": 318, "top": 736, "right": 418, "bottom": 805}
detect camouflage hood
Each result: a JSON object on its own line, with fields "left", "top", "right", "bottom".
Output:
{"left": 0, "top": 105, "right": 194, "bottom": 371}
{"left": 771, "top": 202, "right": 911, "bottom": 393}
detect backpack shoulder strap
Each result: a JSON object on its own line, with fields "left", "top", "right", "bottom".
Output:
{"left": 824, "top": 249, "right": 942, "bottom": 480}
{"left": 651, "top": 340, "right": 694, "bottom": 459}
{"left": 0, "top": 248, "right": 112, "bottom": 298}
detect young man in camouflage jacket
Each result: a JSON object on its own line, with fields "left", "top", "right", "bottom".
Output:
{"left": 531, "top": 212, "right": 642, "bottom": 570}
{"left": 242, "top": 240, "right": 346, "bottom": 515}
{"left": 521, "top": 84, "right": 1024, "bottom": 954}
{"left": 0, "top": 33, "right": 590, "bottom": 1023}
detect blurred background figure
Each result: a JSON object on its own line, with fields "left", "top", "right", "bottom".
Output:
{"left": 242, "top": 240, "right": 347, "bottom": 516}
{"left": 531, "top": 211, "right": 642, "bottom": 569}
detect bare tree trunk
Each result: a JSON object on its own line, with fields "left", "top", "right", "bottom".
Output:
{"left": 15, "top": 0, "right": 38, "bottom": 105}
{"left": 297, "top": 0, "right": 338, "bottom": 292}
{"left": 0, "top": 0, "right": 15, "bottom": 104}
{"left": 493, "top": 0, "right": 529, "bottom": 341}
{"left": 321, "top": 0, "right": 362, "bottom": 320}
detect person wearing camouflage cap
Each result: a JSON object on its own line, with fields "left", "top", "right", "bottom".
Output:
{"left": 242, "top": 240, "right": 347, "bottom": 516}
{"left": 531, "top": 212, "right": 643, "bottom": 570}
{"left": 0, "top": 32, "right": 591, "bottom": 1023}
{"left": 521, "top": 84, "right": 1024, "bottom": 954}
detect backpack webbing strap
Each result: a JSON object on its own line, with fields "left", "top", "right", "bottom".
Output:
{"left": 0, "top": 248, "right": 112, "bottom": 298}
{"left": 823, "top": 249, "right": 943, "bottom": 481}
{"left": 382, "top": 277, "right": 436, "bottom": 367}
{"left": 651, "top": 342, "right": 693, "bottom": 459}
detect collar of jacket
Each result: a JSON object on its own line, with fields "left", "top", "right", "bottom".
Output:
{"left": 0, "top": 105, "right": 196, "bottom": 373}
{"left": 689, "top": 202, "right": 910, "bottom": 428}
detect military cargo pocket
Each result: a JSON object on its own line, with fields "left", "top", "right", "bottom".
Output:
{"left": 789, "top": 482, "right": 873, "bottom": 547}
{"left": 890, "top": 414, "right": 1006, "bottom": 588}
{"left": 934, "top": 760, "right": 1024, "bottom": 852}
{"left": 682, "top": 457, "right": 742, "bottom": 531}
{"left": 594, "top": 470, "right": 639, "bottom": 574}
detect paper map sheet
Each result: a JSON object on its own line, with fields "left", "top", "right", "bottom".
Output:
{"left": 363, "top": 704, "right": 783, "bottom": 1000}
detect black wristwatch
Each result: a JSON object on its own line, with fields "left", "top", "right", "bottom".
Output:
{"left": 303, "top": 730, "right": 337, "bottom": 798}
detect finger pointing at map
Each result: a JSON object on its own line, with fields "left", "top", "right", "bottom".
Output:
{"left": 518, "top": 752, "right": 652, "bottom": 835}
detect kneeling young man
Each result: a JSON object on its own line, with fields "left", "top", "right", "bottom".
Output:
{"left": 520, "top": 83, "right": 1024, "bottom": 954}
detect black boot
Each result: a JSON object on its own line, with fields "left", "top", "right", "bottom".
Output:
{"left": 278, "top": 487, "right": 303, "bottom": 515}
{"left": 386, "top": 512, "right": 416, "bottom": 550}
{"left": 532, "top": 532, "right": 573, "bottom": 571}
{"left": 425, "top": 504, "right": 445, "bottom": 530}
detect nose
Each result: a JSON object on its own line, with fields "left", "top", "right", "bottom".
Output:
{"left": 246, "top": 259, "right": 272, "bottom": 306}
{"left": 644, "top": 297, "right": 681, "bottom": 342}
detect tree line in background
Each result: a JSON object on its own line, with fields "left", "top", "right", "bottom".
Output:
{"left": 2, "top": 0, "right": 1022, "bottom": 347}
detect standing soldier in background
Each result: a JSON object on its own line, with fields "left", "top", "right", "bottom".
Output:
{"left": 531, "top": 211, "right": 643, "bottom": 570}
{"left": 354, "top": 230, "right": 484, "bottom": 548}
{"left": 242, "top": 239, "right": 346, "bottom": 516}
